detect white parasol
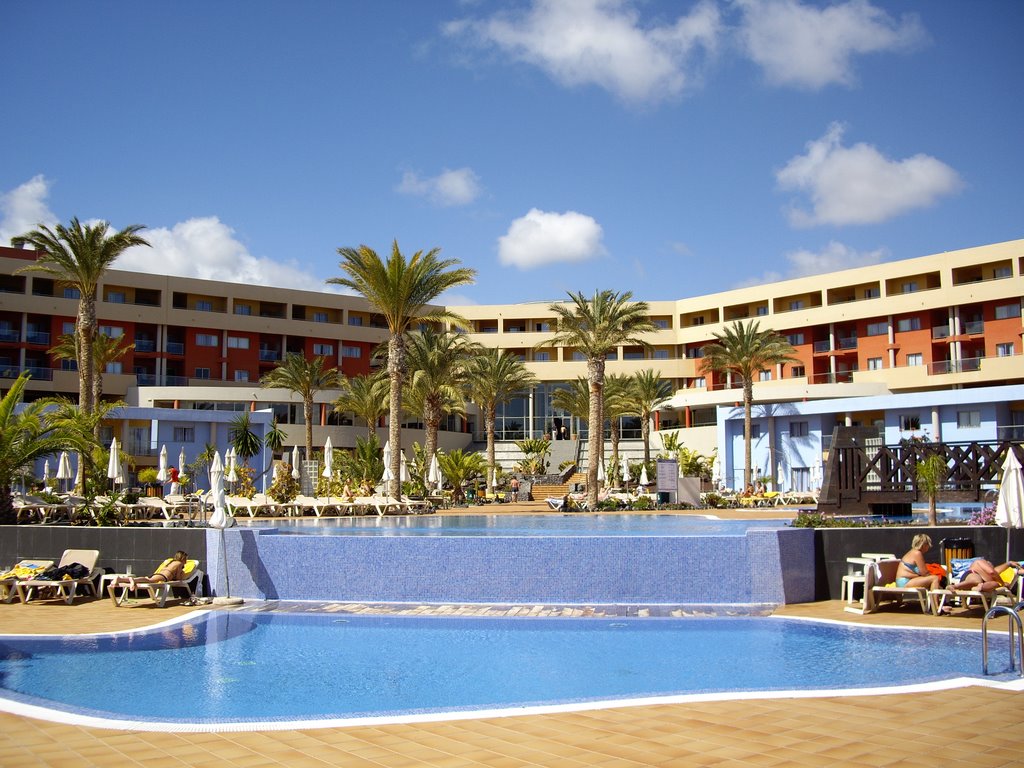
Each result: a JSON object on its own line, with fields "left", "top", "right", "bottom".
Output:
{"left": 56, "top": 452, "right": 73, "bottom": 493}
{"left": 225, "top": 447, "right": 238, "bottom": 484}
{"left": 322, "top": 436, "right": 334, "bottom": 479}
{"left": 291, "top": 445, "right": 301, "bottom": 479}
{"left": 381, "top": 440, "right": 394, "bottom": 483}
{"left": 596, "top": 460, "right": 605, "bottom": 484}
{"left": 156, "top": 445, "right": 169, "bottom": 483}
{"left": 428, "top": 452, "right": 442, "bottom": 491}
{"left": 208, "top": 451, "right": 240, "bottom": 604}
{"left": 639, "top": 465, "right": 650, "bottom": 487}
{"left": 811, "top": 458, "right": 823, "bottom": 490}
{"left": 107, "top": 438, "right": 122, "bottom": 486}
{"left": 621, "top": 458, "right": 631, "bottom": 485}
{"left": 73, "top": 451, "right": 83, "bottom": 491}
{"left": 400, "top": 449, "right": 409, "bottom": 483}
{"left": 776, "top": 462, "right": 787, "bottom": 492}
{"left": 43, "top": 459, "right": 51, "bottom": 485}
{"left": 178, "top": 446, "right": 187, "bottom": 476}
{"left": 995, "top": 450, "right": 1024, "bottom": 562}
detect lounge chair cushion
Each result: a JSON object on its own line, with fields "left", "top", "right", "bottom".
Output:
{"left": 154, "top": 558, "right": 200, "bottom": 577}
{"left": 949, "top": 558, "right": 980, "bottom": 581}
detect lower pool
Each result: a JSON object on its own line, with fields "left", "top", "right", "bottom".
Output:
{"left": 0, "top": 611, "right": 1010, "bottom": 730}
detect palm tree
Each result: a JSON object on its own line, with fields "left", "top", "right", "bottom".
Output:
{"left": 329, "top": 242, "right": 475, "bottom": 495}
{"left": 437, "top": 449, "right": 487, "bottom": 504}
{"left": 264, "top": 419, "right": 287, "bottom": 455}
{"left": 260, "top": 353, "right": 339, "bottom": 469}
{"left": 50, "top": 331, "right": 135, "bottom": 408}
{"left": 701, "top": 320, "right": 797, "bottom": 490}
{"left": 0, "top": 375, "right": 85, "bottom": 523}
{"left": 44, "top": 396, "right": 124, "bottom": 496}
{"left": 13, "top": 218, "right": 149, "bottom": 418}
{"left": 467, "top": 349, "right": 537, "bottom": 494}
{"left": 229, "top": 412, "right": 263, "bottom": 465}
{"left": 333, "top": 372, "right": 388, "bottom": 441}
{"left": 545, "top": 290, "right": 655, "bottom": 509}
{"left": 603, "top": 374, "right": 633, "bottom": 486}
{"left": 630, "top": 369, "right": 673, "bottom": 466}
{"left": 403, "top": 329, "right": 478, "bottom": 477}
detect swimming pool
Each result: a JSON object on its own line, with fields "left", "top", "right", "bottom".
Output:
{"left": 237, "top": 513, "right": 789, "bottom": 536}
{"left": 0, "top": 611, "right": 1012, "bottom": 731}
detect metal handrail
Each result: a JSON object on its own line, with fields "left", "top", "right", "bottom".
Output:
{"left": 982, "top": 603, "right": 1024, "bottom": 676}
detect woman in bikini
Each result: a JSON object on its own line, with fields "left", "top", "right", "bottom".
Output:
{"left": 948, "top": 558, "right": 1023, "bottom": 592}
{"left": 895, "top": 534, "right": 945, "bottom": 591}
{"left": 111, "top": 550, "right": 188, "bottom": 592}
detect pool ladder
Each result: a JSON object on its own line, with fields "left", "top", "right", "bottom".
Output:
{"left": 981, "top": 601, "right": 1024, "bottom": 676}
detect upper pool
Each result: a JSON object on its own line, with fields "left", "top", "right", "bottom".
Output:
{"left": 237, "top": 513, "right": 789, "bottom": 537}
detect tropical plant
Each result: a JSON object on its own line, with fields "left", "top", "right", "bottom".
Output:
{"left": 0, "top": 374, "right": 85, "bottom": 523}
{"left": 333, "top": 371, "right": 388, "bottom": 440}
{"left": 264, "top": 419, "right": 287, "bottom": 455}
{"left": 403, "top": 329, "right": 478, "bottom": 475}
{"left": 49, "top": 331, "right": 135, "bottom": 407}
{"left": 260, "top": 352, "right": 339, "bottom": 469}
{"left": 137, "top": 467, "right": 159, "bottom": 486}
{"left": 700, "top": 320, "right": 797, "bottom": 490}
{"left": 13, "top": 218, "right": 149, "bottom": 420}
{"left": 329, "top": 241, "right": 476, "bottom": 495}
{"left": 544, "top": 290, "right": 655, "bottom": 509}
{"left": 338, "top": 434, "right": 384, "bottom": 487}
{"left": 43, "top": 396, "right": 124, "bottom": 494}
{"left": 437, "top": 449, "right": 487, "bottom": 504}
{"left": 229, "top": 411, "right": 263, "bottom": 464}
{"left": 630, "top": 369, "right": 673, "bottom": 465}
{"left": 915, "top": 453, "right": 948, "bottom": 527}
{"left": 466, "top": 349, "right": 537, "bottom": 495}
{"left": 266, "top": 470, "right": 300, "bottom": 503}
{"left": 551, "top": 378, "right": 590, "bottom": 432}
{"left": 514, "top": 438, "right": 551, "bottom": 475}
{"left": 185, "top": 443, "right": 217, "bottom": 492}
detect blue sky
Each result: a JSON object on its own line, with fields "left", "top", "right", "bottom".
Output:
{"left": 2, "top": 0, "right": 1022, "bottom": 306}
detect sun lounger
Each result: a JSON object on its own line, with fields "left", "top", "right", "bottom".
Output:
{"left": 108, "top": 558, "right": 205, "bottom": 608}
{"left": 863, "top": 558, "right": 930, "bottom": 615}
{"left": 545, "top": 497, "right": 566, "bottom": 510}
{"left": 0, "top": 560, "right": 54, "bottom": 603}
{"left": 15, "top": 549, "right": 101, "bottom": 605}
{"left": 226, "top": 495, "right": 268, "bottom": 518}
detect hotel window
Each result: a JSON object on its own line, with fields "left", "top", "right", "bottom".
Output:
{"left": 623, "top": 351, "right": 642, "bottom": 360}
{"left": 313, "top": 343, "right": 334, "bottom": 356}
{"left": 63, "top": 287, "right": 81, "bottom": 299}
{"left": 686, "top": 347, "right": 705, "bottom": 359}
{"left": 865, "top": 322, "right": 887, "bottom": 336}
{"left": 758, "top": 370, "right": 771, "bottom": 381}
{"left": 867, "top": 357, "right": 883, "bottom": 370}
{"left": 234, "top": 370, "right": 250, "bottom": 382}
{"left": 534, "top": 322, "right": 551, "bottom": 332}
{"left": 789, "top": 300, "right": 804, "bottom": 311}
{"left": 756, "top": 306, "right": 768, "bottom": 316}
{"left": 653, "top": 349, "right": 669, "bottom": 359}
{"left": 196, "top": 300, "right": 213, "bottom": 312}
{"left": 997, "top": 342, "right": 1014, "bottom": 357}
{"left": 61, "top": 359, "right": 77, "bottom": 371}
{"left": 750, "top": 425, "right": 761, "bottom": 438}
{"left": 227, "top": 336, "right": 250, "bottom": 349}
{"left": 906, "top": 353, "right": 923, "bottom": 367}
{"left": 312, "top": 311, "right": 328, "bottom": 323}
{"left": 196, "top": 333, "right": 218, "bottom": 347}
{"left": 692, "top": 377, "right": 706, "bottom": 388}
{"left": 99, "top": 325, "right": 123, "bottom": 338}
{"left": 573, "top": 351, "right": 586, "bottom": 361}
{"left": 534, "top": 351, "right": 550, "bottom": 362}
{"left": 995, "top": 303, "right": 1021, "bottom": 319}
{"left": 173, "top": 426, "right": 195, "bottom": 443}
{"left": 62, "top": 322, "right": 75, "bottom": 335}
{"left": 901, "top": 281, "right": 918, "bottom": 294}
{"left": 786, "top": 333, "right": 804, "bottom": 345}
{"left": 994, "top": 266, "right": 1011, "bottom": 278}
{"left": 652, "top": 319, "right": 669, "bottom": 329}
{"left": 791, "top": 421, "right": 808, "bottom": 438}
{"left": 864, "top": 287, "right": 880, "bottom": 299}
{"left": 790, "top": 365, "right": 805, "bottom": 378}
{"left": 194, "top": 367, "right": 210, "bottom": 379}
{"left": 900, "top": 415, "right": 921, "bottom": 431}
{"left": 107, "top": 291, "right": 126, "bottom": 303}
{"left": 105, "top": 362, "right": 122, "bottom": 374}
{"left": 691, "top": 317, "right": 704, "bottom": 326}
{"left": 957, "top": 410, "right": 981, "bottom": 429}
{"left": 342, "top": 346, "right": 361, "bottom": 358}
{"left": 348, "top": 316, "right": 363, "bottom": 326}
{"left": 234, "top": 303, "right": 252, "bottom": 316}
{"left": 896, "top": 317, "right": 921, "bottom": 332}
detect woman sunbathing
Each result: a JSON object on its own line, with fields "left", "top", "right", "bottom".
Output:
{"left": 111, "top": 550, "right": 188, "bottom": 592}
{"left": 895, "top": 534, "right": 945, "bottom": 591}
{"left": 948, "top": 558, "right": 1022, "bottom": 592}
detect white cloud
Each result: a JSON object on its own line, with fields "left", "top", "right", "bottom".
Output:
{"left": 736, "top": 0, "right": 926, "bottom": 89}
{"left": 737, "top": 240, "right": 887, "bottom": 287}
{"left": 397, "top": 167, "right": 483, "bottom": 206}
{"left": 445, "top": 0, "right": 721, "bottom": 105}
{"left": 115, "top": 216, "right": 335, "bottom": 292}
{"left": 0, "top": 175, "right": 58, "bottom": 244}
{"left": 498, "top": 208, "right": 607, "bottom": 269}
{"left": 776, "top": 123, "right": 962, "bottom": 227}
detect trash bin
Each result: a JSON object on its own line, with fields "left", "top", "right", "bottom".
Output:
{"left": 940, "top": 537, "right": 974, "bottom": 577}
{"left": 657, "top": 491, "right": 670, "bottom": 505}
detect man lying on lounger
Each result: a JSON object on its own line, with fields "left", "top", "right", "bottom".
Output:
{"left": 110, "top": 550, "right": 188, "bottom": 592}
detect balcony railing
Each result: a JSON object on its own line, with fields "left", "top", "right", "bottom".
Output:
{"left": 836, "top": 336, "right": 858, "bottom": 350}
{"left": 932, "top": 326, "right": 951, "bottom": 339}
{"left": 963, "top": 320, "right": 984, "bottom": 335}
{"left": 25, "top": 331, "right": 50, "bottom": 345}
{"left": 813, "top": 340, "right": 830, "bottom": 353}
{"left": 997, "top": 425, "right": 1024, "bottom": 441}
{"left": 929, "top": 356, "right": 984, "bottom": 375}
{"left": 259, "top": 350, "right": 282, "bottom": 362}
{"left": 166, "top": 342, "right": 185, "bottom": 355}
{"left": 1, "top": 365, "right": 56, "bottom": 381}
{"left": 134, "top": 339, "right": 157, "bottom": 352}
{"left": 125, "top": 441, "right": 159, "bottom": 456}
{"left": 0, "top": 330, "right": 19, "bottom": 342}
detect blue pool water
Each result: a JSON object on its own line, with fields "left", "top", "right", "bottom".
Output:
{"left": 0, "top": 612, "right": 1000, "bottom": 726}
{"left": 238, "top": 513, "right": 788, "bottom": 536}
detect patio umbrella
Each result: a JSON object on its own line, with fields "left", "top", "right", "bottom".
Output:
{"left": 56, "top": 451, "right": 72, "bottom": 493}
{"left": 291, "top": 445, "right": 301, "bottom": 479}
{"left": 73, "top": 451, "right": 83, "bottom": 491}
{"left": 428, "top": 452, "right": 441, "bottom": 491}
{"left": 639, "top": 465, "right": 650, "bottom": 487}
{"left": 381, "top": 441, "right": 394, "bottom": 483}
{"left": 621, "top": 458, "right": 631, "bottom": 487}
{"left": 155, "top": 444, "right": 167, "bottom": 481}
{"left": 322, "top": 436, "right": 334, "bottom": 479}
{"left": 400, "top": 449, "right": 409, "bottom": 483}
{"left": 107, "top": 437, "right": 121, "bottom": 487}
{"left": 995, "top": 450, "right": 1024, "bottom": 562}
{"left": 596, "top": 460, "right": 605, "bottom": 485}
{"left": 208, "top": 451, "right": 240, "bottom": 604}
{"left": 178, "top": 447, "right": 187, "bottom": 475}
{"left": 225, "top": 447, "right": 238, "bottom": 484}
{"left": 43, "top": 459, "right": 51, "bottom": 485}
{"left": 776, "top": 463, "right": 787, "bottom": 493}
{"left": 811, "top": 458, "right": 823, "bottom": 490}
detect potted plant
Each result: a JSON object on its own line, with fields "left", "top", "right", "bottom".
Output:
{"left": 137, "top": 467, "right": 162, "bottom": 497}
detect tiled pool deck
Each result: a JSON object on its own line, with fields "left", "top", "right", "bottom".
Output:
{"left": 2, "top": 506, "right": 1022, "bottom": 766}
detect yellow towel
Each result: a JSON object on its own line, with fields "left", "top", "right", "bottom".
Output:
{"left": 1000, "top": 567, "right": 1016, "bottom": 585}
{"left": 155, "top": 558, "right": 198, "bottom": 577}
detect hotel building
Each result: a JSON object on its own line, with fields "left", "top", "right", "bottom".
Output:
{"left": 1, "top": 239, "right": 1022, "bottom": 488}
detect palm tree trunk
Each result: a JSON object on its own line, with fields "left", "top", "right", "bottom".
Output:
{"left": 587, "top": 357, "right": 605, "bottom": 509}
{"left": 486, "top": 404, "right": 496, "bottom": 496}
{"left": 303, "top": 398, "right": 315, "bottom": 484}
{"left": 387, "top": 334, "right": 405, "bottom": 497}
{"left": 78, "top": 298, "right": 96, "bottom": 418}
{"left": 743, "top": 379, "right": 754, "bottom": 490}
{"left": 610, "top": 420, "right": 620, "bottom": 487}
{"left": 424, "top": 400, "right": 440, "bottom": 484}
{"left": 641, "top": 413, "right": 651, "bottom": 466}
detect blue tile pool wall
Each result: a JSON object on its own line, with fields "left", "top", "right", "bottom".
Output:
{"left": 206, "top": 527, "right": 816, "bottom": 605}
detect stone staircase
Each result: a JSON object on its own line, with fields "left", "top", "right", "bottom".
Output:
{"left": 530, "top": 472, "right": 586, "bottom": 501}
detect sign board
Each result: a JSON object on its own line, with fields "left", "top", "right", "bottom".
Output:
{"left": 656, "top": 459, "right": 678, "bottom": 492}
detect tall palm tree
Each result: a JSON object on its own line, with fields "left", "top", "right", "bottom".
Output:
{"left": 329, "top": 242, "right": 475, "bottom": 495}
{"left": 701, "top": 320, "right": 797, "bottom": 490}
{"left": 403, "top": 329, "right": 479, "bottom": 477}
{"left": 466, "top": 349, "right": 537, "bottom": 495}
{"left": 630, "top": 369, "right": 673, "bottom": 466}
{"left": 260, "top": 353, "right": 339, "bottom": 469}
{"left": 603, "top": 373, "right": 633, "bottom": 486}
{"left": 0, "top": 375, "right": 86, "bottom": 523}
{"left": 13, "top": 218, "right": 149, "bottom": 418}
{"left": 545, "top": 290, "right": 655, "bottom": 509}
{"left": 44, "top": 396, "right": 124, "bottom": 496}
{"left": 333, "top": 371, "right": 388, "bottom": 441}
{"left": 437, "top": 448, "right": 487, "bottom": 504}
{"left": 50, "top": 331, "right": 135, "bottom": 408}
